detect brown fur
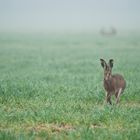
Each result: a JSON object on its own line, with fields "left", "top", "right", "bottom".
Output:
{"left": 100, "top": 59, "right": 126, "bottom": 104}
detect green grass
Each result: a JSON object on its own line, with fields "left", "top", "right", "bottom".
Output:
{"left": 0, "top": 32, "right": 140, "bottom": 140}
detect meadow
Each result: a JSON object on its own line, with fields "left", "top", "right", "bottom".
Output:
{"left": 0, "top": 31, "right": 140, "bottom": 140}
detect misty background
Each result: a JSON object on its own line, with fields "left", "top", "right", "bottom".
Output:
{"left": 0, "top": 0, "right": 140, "bottom": 32}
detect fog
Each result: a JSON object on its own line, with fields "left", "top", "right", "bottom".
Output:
{"left": 0, "top": 0, "right": 140, "bottom": 32}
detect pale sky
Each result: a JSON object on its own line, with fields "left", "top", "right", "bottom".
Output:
{"left": 0, "top": 0, "right": 140, "bottom": 31}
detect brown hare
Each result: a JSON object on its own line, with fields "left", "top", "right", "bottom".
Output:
{"left": 100, "top": 59, "right": 126, "bottom": 104}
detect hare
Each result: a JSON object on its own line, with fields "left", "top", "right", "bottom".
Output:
{"left": 100, "top": 59, "right": 126, "bottom": 104}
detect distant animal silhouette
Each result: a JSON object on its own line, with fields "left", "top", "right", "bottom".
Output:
{"left": 100, "top": 27, "right": 117, "bottom": 36}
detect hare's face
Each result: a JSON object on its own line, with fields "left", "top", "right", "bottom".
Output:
{"left": 104, "top": 65, "right": 112, "bottom": 80}
{"left": 100, "top": 59, "right": 114, "bottom": 80}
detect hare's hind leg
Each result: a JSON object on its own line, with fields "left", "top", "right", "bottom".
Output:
{"left": 116, "top": 88, "right": 122, "bottom": 104}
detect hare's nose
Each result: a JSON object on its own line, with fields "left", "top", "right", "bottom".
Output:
{"left": 105, "top": 76, "right": 109, "bottom": 80}
{"left": 105, "top": 74, "right": 110, "bottom": 80}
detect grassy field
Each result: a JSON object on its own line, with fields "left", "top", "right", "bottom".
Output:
{"left": 0, "top": 32, "right": 140, "bottom": 140}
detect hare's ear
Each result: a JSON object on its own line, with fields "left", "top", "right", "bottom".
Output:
{"left": 109, "top": 59, "right": 114, "bottom": 68}
{"left": 100, "top": 59, "right": 107, "bottom": 68}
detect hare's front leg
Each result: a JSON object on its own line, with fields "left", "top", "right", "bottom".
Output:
{"left": 115, "top": 88, "right": 122, "bottom": 104}
{"left": 106, "top": 92, "right": 112, "bottom": 105}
